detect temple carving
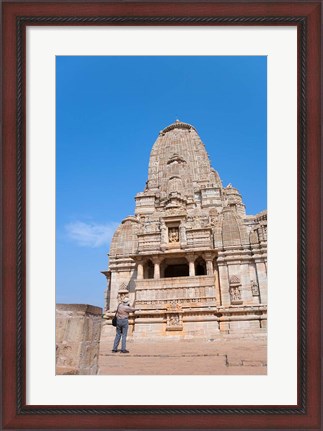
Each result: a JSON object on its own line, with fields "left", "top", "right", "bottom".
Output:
{"left": 102, "top": 120, "right": 267, "bottom": 337}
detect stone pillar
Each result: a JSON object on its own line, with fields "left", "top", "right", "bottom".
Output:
{"left": 214, "top": 264, "right": 222, "bottom": 306}
{"left": 109, "top": 272, "right": 120, "bottom": 310}
{"left": 160, "top": 220, "right": 168, "bottom": 249}
{"left": 189, "top": 261, "right": 195, "bottom": 277}
{"left": 152, "top": 257, "right": 161, "bottom": 279}
{"left": 179, "top": 220, "right": 187, "bottom": 247}
{"left": 217, "top": 260, "right": 230, "bottom": 306}
{"left": 255, "top": 260, "right": 267, "bottom": 304}
{"left": 206, "top": 259, "right": 213, "bottom": 276}
{"left": 203, "top": 252, "right": 214, "bottom": 276}
{"left": 56, "top": 304, "right": 102, "bottom": 375}
{"left": 137, "top": 262, "right": 144, "bottom": 280}
{"left": 154, "top": 262, "right": 160, "bottom": 279}
{"left": 187, "top": 254, "right": 196, "bottom": 276}
{"left": 217, "top": 260, "right": 231, "bottom": 331}
{"left": 240, "top": 262, "right": 253, "bottom": 303}
{"left": 102, "top": 270, "right": 111, "bottom": 312}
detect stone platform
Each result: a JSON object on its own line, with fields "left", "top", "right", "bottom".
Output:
{"left": 98, "top": 334, "right": 267, "bottom": 375}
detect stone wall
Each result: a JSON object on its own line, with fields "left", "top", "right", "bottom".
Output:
{"left": 56, "top": 304, "right": 102, "bottom": 375}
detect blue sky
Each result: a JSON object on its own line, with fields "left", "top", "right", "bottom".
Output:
{"left": 56, "top": 56, "right": 267, "bottom": 308}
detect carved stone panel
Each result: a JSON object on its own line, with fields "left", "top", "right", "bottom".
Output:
{"left": 251, "top": 280, "right": 260, "bottom": 296}
{"left": 166, "top": 302, "right": 183, "bottom": 331}
{"left": 229, "top": 275, "right": 243, "bottom": 305}
{"left": 168, "top": 227, "right": 179, "bottom": 243}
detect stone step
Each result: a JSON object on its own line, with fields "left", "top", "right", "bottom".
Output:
{"left": 98, "top": 336, "right": 267, "bottom": 375}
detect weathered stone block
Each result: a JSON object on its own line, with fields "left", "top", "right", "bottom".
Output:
{"left": 56, "top": 304, "right": 102, "bottom": 375}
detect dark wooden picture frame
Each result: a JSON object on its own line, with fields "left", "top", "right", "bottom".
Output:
{"left": 2, "top": 1, "right": 321, "bottom": 429}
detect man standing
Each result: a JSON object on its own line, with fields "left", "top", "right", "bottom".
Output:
{"left": 112, "top": 297, "right": 136, "bottom": 353}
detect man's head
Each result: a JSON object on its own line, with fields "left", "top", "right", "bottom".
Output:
{"left": 122, "top": 297, "right": 130, "bottom": 303}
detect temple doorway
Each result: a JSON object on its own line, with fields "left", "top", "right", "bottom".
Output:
{"left": 164, "top": 264, "right": 189, "bottom": 278}
{"left": 161, "top": 257, "right": 189, "bottom": 278}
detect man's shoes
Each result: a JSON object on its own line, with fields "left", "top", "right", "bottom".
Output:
{"left": 112, "top": 349, "right": 118, "bottom": 353}
{"left": 120, "top": 350, "right": 129, "bottom": 353}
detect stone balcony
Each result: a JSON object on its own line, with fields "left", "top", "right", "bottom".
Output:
{"left": 134, "top": 275, "right": 217, "bottom": 309}
{"left": 135, "top": 275, "right": 214, "bottom": 290}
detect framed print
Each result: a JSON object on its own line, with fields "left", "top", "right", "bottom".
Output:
{"left": 2, "top": 1, "right": 321, "bottom": 430}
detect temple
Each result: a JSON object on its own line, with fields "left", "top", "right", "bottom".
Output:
{"left": 102, "top": 120, "right": 267, "bottom": 338}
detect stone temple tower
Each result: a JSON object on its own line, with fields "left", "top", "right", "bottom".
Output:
{"left": 102, "top": 120, "right": 267, "bottom": 338}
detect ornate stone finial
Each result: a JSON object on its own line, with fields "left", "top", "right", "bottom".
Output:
{"left": 161, "top": 121, "right": 197, "bottom": 134}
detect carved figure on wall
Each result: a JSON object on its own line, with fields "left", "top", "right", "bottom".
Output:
{"left": 169, "top": 227, "right": 179, "bottom": 243}
{"left": 230, "top": 286, "right": 241, "bottom": 302}
{"left": 209, "top": 214, "right": 217, "bottom": 227}
{"left": 251, "top": 280, "right": 260, "bottom": 296}
{"left": 170, "top": 315, "right": 180, "bottom": 326}
{"left": 166, "top": 304, "right": 183, "bottom": 330}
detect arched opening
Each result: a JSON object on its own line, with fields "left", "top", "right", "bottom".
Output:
{"left": 161, "top": 257, "right": 189, "bottom": 278}
{"left": 195, "top": 257, "right": 206, "bottom": 276}
{"left": 143, "top": 259, "right": 154, "bottom": 279}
